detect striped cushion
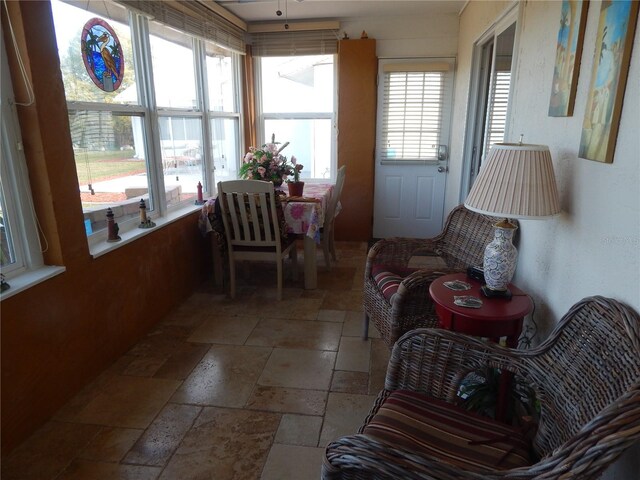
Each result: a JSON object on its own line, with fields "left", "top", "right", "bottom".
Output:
{"left": 362, "top": 390, "right": 532, "bottom": 472}
{"left": 371, "top": 265, "right": 418, "bottom": 302}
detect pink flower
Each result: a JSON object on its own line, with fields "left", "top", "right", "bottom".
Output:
{"left": 244, "top": 152, "right": 254, "bottom": 162}
{"left": 257, "top": 166, "right": 266, "bottom": 176}
{"left": 290, "top": 204, "right": 305, "bottom": 219}
{"left": 291, "top": 155, "right": 297, "bottom": 165}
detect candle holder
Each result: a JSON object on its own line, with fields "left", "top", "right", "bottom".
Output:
{"left": 195, "top": 181, "right": 205, "bottom": 205}
{"left": 138, "top": 198, "right": 156, "bottom": 229}
{"left": 106, "top": 207, "right": 121, "bottom": 242}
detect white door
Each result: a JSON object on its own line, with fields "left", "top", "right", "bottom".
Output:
{"left": 373, "top": 58, "right": 455, "bottom": 238}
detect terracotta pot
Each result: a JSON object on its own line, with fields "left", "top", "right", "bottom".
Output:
{"left": 287, "top": 181, "right": 305, "bottom": 197}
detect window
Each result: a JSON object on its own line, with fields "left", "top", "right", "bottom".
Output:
{"left": 257, "top": 55, "right": 335, "bottom": 180}
{"left": 461, "top": 6, "right": 519, "bottom": 198}
{"left": 1, "top": 40, "right": 43, "bottom": 279}
{"left": 378, "top": 62, "right": 454, "bottom": 162}
{"left": 51, "top": 0, "right": 242, "bottom": 241}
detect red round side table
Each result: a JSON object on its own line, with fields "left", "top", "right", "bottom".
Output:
{"left": 429, "top": 272, "right": 533, "bottom": 421}
{"left": 429, "top": 272, "right": 533, "bottom": 348}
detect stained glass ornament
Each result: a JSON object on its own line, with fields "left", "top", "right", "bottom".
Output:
{"left": 81, "top": 18, "right": 124, "bottom": 92}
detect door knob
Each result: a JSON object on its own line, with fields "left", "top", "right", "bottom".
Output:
{"left": 438, "top": 166, "right": 448, "bottom": 173}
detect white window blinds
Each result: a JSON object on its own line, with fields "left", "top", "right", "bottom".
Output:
{"left": 250, "top": 30, "right": 338, "bottom": 57}
{"left": 116, "top": 0, "right": 246, "bottom": 53}
{"left": 483, "top": 70, "right": 511, "bottom": 159}
{"left": 379, "top": 62, "right": 451, "bottom": 162}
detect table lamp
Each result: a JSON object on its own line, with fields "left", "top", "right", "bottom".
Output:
{"left": 464, "top": 142, "right": 560, "bottom": 298}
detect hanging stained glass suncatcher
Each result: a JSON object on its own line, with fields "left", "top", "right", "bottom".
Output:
{"left": 81, "top": 18, "right": 124, "bottom": 92}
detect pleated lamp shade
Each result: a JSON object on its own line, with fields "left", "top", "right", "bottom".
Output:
{"left": 464, "top": 143, "right": 560, "bottom": 219}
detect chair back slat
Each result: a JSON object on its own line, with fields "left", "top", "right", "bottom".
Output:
{"left": 218, "top": 180, "right": 280, "bottom": 248}
{"left": 525, "top": 296, "right": 640, "bottom": 457}
{"left": 324, "top": 165, "right": 346, "bottom": 227}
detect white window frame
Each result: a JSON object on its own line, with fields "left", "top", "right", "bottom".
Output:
{"left": 254, "top": 54, "right": 337, "bottom": 181}
{"left": 460, "top": 4, "right": 522, "bottom": 200}
{"left": 0, "top": 39, "right": 44, "bottom": 280}
{"left": 52, "top": 1, "right": 243, "bottom": 248}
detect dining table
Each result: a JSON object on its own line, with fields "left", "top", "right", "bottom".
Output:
{"left": 199, "top": 182, "right": 335, "bottom": 290}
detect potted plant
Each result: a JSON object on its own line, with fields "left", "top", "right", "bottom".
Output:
{"left": 287, "top": 157, "right": 304, "bottom": 196}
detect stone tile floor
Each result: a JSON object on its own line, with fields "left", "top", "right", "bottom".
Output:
{"left": 2, "top": 241, "right": 391, "bottom": 480}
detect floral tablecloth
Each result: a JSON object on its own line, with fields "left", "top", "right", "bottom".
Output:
{"left": 281, "top": 183, "right": 333, "bottom": 243}
{"left": 198, "top": 183, "right": 334, "bottom": 245}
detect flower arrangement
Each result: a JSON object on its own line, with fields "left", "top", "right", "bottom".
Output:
{"left": 240, "top": 135, "right": 300, "bottom": 185}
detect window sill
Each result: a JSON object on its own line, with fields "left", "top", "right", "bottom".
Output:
{"left": 0, "top": 265, "right": 66, "bottom": 301}
{"left": 90, "top": 203, "right": 202, "bottom": 259}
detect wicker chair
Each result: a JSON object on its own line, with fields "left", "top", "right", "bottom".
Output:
{"left": 363, "top": 205, "right": 500, "bottom": 348}
{"left": 324, "top": 296, "right": 640, "bottom": 480}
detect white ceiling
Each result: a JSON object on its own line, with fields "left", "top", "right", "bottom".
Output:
{"left": 213, "top": 0, "right": 467, "bottom": 23}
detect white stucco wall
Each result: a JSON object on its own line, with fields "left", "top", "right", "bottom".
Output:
{"left": 450, "top": 1, "right": 640, "bottom": 477}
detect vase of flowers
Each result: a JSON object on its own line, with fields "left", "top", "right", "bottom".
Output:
{"left": 240, "top": 135, "right": 293, "bottom": 187}
{"left": 287, "top": 157, "right": 304, "bottom": 197}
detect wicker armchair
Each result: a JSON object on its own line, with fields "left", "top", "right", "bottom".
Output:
{"left": 324, "top": 296, "right": 640, "bottom": 480}
{"left": 364, "top": 205, "right": 500, "bottom": 347}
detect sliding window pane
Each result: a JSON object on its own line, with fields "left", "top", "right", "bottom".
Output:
{"left": 264, "top": 119, "right": 332, "bottom": 179}
{"left": 210, "top": 117, "right": 239, "bottom": 182}
{"left": 69, "top": 111, "right": 149, "bottom": 234}
{"left": 150, "top": 24, "right": 197, "bottom": 109}
{"left": 0, "top": 178, "right": 16, "bottom": 267}
{"left": 206, "top": 46, "right": 235, "bottom": 113}
{"left": 159, "top": 116, "right": 203, "bottom": 205}
{"left": 261, "top": 56, "right": 334, "bottom": 113}
{"left": 52, "top": 0, "right": 137, "bottom": 105}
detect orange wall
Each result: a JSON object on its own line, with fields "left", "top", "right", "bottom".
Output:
{"left": 336, "top": 39, "right": 377, "bottom": 241}
{"left": 1, "top": 1, "right": 211, "bottom": 454}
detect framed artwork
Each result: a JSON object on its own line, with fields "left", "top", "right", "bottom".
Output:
{"left": 81, "top": 18, "right": 124, "bottom": 93}
{"left": 548, "top": 0, "right": 589, "bottom": 116}
{"left": 579, "top": 0, "right": 639, "bottom": 163}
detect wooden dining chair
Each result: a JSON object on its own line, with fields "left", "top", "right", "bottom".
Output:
{"left": 217, "top": 180, "right": 298, "bottom": 300}
{"left": 321, "top": 165, "right": 346, "bottom": 271}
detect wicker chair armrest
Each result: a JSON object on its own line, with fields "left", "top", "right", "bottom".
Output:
{"left": 523, "top": 382, "right": 640, "bottom": 479}
{"left": 365, "top": 238, "right": 439, "bottom": 276}
{"left": 323, "top": 434, "right": 501, "bottom": 480}
{"left": 385, "top": 328, "right": 523, "bottom": 401}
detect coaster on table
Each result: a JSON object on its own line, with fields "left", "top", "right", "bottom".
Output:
{"left": 453, "top": 295, "right": 483, "bottom": 308}
{"left": 443, "top": 280, "right": 472, "bottom": 291}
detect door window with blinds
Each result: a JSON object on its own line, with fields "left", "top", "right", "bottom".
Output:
{"left": 378, "top": 61, "right": 454, "bottom": 164}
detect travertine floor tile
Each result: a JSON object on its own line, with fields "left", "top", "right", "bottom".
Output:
{"left": 57, "top": 460, "right": 161, "bottom": 480}
{"left": 274, "top": 414, "right": 323, "bottom": 447}
{"left": 246, "top": 317, "right": 341, "bottom": 351}
{"left": 344, "top": 311, "right": 380, "bottom": 338}
{"left": 244, "top": 296, "right": 324, "bottom": 320}
{"left": 66, "top": 376, "right": 181, "bottom": 429}
{"left": 78, "top": 426, "right": 143, "bottom": 463}
{"left": 369, "top": 338, "right": 391, "bottom": 395}
{"left": 159, "top": 407, "right": 280, "bottom": 480}
{"left": 330, "top": 371, "right": 369, "bottom": 394}
{"left": 260, "top": 444, "right": 325, "bottom": 480}
{"left": 153, "top": 342, "right": 210, "bottom": 380}
{"left": 319, "top": 392, "right": 377, "bottom": 447}
{"left": 335, "top": 336, "right": 371, "bottom": 372}
{"left": 321, "top": 290, "right": 364, "bottom": 311}
{"left": 246, "top": 386, "right": 327, "bottom": 416}
{"left": 171, "top": 345, "right": 271, "bottom": 407}
{"left": 317, "top": 309, "right": 347, "bottom": 323}
{"left": 258, "top": 348, "right": 336, "bottom": 390}
{"left": 123, "top": 403, "right": 201, "bottom": 466}
{"left": 187, "top": 314, "right": 259, "bottom": 345}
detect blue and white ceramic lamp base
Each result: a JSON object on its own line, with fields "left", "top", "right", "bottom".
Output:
{"left": 483, "top": 221, "right": 518, "bottom": 294}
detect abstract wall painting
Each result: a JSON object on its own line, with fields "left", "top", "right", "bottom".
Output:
{"left": 548, "top": 0, "right": 589, "bottom": 117}
{"left": 81, "top": 18, "right": 124, "bottom": 93}
{"left": 579, "top": 0, "right": 639, "bottom": 163}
